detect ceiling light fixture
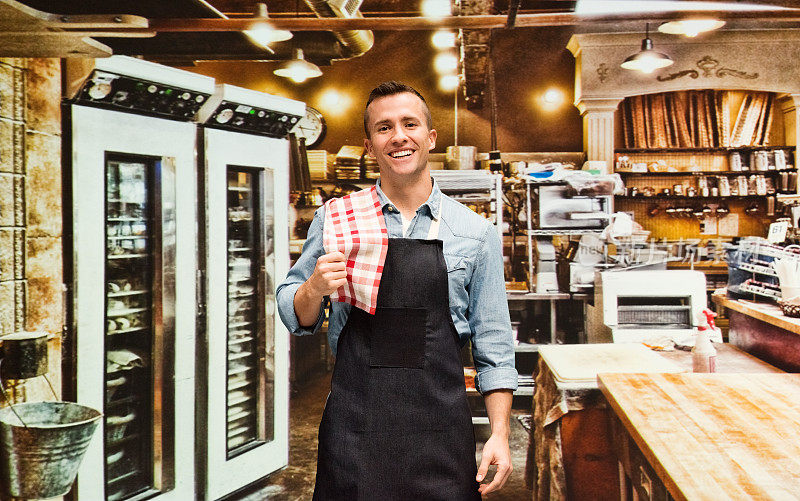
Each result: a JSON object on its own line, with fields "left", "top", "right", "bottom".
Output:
{"left": 244, "top": 3, "right": 293, "bottom": 49}
{"left": 274, "top": 48, "right": 323, "bottom": 83}
{"left": 433, "top": 52, "right": 459, "bottom": 74}
{"left": 542, "top": 88, "right": 564, "bottom": 106}
{"left": 658, "top": 19, "right": 726, "bottom": 37}
{"left": 439, "top": 74, "right": 460, "bottom": 92}
{"left": 431, "top": 30, "right": 457, "bottom": 48}
{"left": 421, "top": 0, "right": 452, "bottom": 18}
{"left": 621, "top": 23, "right": 674, "bottom": 74}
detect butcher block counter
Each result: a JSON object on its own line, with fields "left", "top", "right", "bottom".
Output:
{"left": 599, "top": 373, "right": 800, "bottom": 501}
{"left": 529, "top": 344, "right": 781, "bottom": 501}
{"left": 712, "top": 291, "right": 800, "bottom": 371}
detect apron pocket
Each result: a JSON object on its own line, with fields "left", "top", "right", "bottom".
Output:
{"left": 368, "top": 307, "right": 427, "bottom": 368}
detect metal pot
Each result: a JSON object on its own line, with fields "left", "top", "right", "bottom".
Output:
{"left": 1, "top": 332, "right": 49, "bottom": 380}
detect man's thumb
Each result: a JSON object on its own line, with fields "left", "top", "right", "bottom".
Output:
{"left": 476, "top": 457, "right": 489, "bottom": 482}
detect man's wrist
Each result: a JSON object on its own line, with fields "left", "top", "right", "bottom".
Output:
{"left": 295, "top": 281, "right": 325, "bottom": 327}
{"left": 489, "top": 425, "right": 510, "bottom": 440}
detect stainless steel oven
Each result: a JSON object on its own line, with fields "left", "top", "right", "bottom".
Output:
{"left": 196, "top": 84, "right": 300, "bottom": 500}
{"left": 65, "top": 56, "right": 214, "bottom": 501}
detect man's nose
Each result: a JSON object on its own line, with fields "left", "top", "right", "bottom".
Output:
{"left": 390, "top": 126, "right": 408, "bottom": 143}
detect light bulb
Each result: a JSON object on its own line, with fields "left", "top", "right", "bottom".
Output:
{"left": 431, "top": 30, "right": 457, "bottom": 48}
{"left": 274, "top": 49, "right": 322, "bottom": 83}
{"left": 621, "top": 36, "right": 673, "bottom": 73}
{"left": 421, "top": 0, "right": 451, "bottom": 18}
{"left": 542, "top": 88, "right": 563, "bottom": 105}
{"left": 244, "top": 22, "right": 293, "bottom": 48}
{"left": 438, "top": 74, "right": 460, "bottom": 92}
{"left": 658, "top": 19, "right": 725, "bottom": 38}
{"left": 434, "top": 52, "right": 458, "bottom": 74}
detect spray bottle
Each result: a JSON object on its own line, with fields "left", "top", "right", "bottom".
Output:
{"left": 692, "top": 308, "right": 718, "bottom": 373}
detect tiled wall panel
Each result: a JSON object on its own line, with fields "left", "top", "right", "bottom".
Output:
{"left": 0, "top": 58, "right": 63, "bottom": 402}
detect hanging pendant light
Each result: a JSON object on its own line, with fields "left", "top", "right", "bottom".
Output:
{"left": 621, "top": 23, "right": 674, "bottom": 74}
{"left": 658, "top": 19, "right": 725, "bottom": 38}
{"left": 274, "top": 48, "right": 323, "bottom": 83}
{"left": 244, "top": 3, "right": 293, "bottom": 49}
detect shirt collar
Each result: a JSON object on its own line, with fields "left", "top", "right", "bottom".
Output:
{"left": 375, "top": 177, "right": 442, "bottom": 220}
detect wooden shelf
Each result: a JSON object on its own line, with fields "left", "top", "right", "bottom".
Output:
{"left": 615, "top": 194, "right": 774, "bottom": 200}
{"left": 667, "top": 261, "right": 728, "bottom": 273}
{"left": 616, "top": 145, "right": 794, "bottom": 154}
{"left": 616, "top": 169, "right": 796, "bottom": 177}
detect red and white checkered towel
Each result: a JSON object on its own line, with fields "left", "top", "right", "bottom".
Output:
{"left": 322, "top": 186, "right": 388, "bottom": 314}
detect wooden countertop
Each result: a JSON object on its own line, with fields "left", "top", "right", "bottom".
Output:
{"left": 599, "top": 372, "right": 800, "bottom": 501}
{"left": 712, "top": 291, "right": 800, "bottom": 336}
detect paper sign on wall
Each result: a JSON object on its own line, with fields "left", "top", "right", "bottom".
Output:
{"left": 718, "top": 213, "right": 739, "bottom": 236}
{"left": 701, "top": 215, "right": 718, "bottom": 235}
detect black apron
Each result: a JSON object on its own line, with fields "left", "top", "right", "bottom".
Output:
{"left": 313, "top": 237, "right": 480, "bottom": 501}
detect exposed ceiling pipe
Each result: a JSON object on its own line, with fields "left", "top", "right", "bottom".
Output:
{"left": 302, "top": 0, "right": 374, "bottom": 60}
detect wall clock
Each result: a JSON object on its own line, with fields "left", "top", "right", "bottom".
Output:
{"left": 292, "top": 106, "right": 326, "bottom": 148}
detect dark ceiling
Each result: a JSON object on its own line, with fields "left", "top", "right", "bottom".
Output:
{"left": 13, "top": 0, "right": 800, "bottom": 108}
{"left": 11, "top": 1, "right": 583, "bottom": 64}
{"left": 13, "top": 1, "right": 800, "bottom": 62}
{"left": 14, "top": 0, "right": 800, "bottom": 63}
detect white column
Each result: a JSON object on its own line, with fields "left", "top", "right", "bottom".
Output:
{"left": 576, "top": 98, "right": 623, "bottom": 174}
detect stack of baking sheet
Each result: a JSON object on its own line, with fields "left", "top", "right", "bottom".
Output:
{"left": 334, "top": 145, "right": 363, "bottom": 179}
{"left": 307, "top": 150, "right": 333, "bottom": 180}
{"left": 364, "top": 155, "right": 379, "bottom": 179}
{"left": 538, "top": 343, "right": 684, "bottom": 390}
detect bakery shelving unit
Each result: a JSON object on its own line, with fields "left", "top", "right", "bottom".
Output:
{"left": 615, "top": 146, "right": 797, "bottom": 209}
{"left": 429, "top": 170, "right": 503, "bottom": 237}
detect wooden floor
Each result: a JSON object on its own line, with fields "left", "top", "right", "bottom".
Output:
{"left": 227, "top": 372, "right": 534, "bottom": 500}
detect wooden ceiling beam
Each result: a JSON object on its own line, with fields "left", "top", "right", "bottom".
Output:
{"left": 142, "top": 9, "right": 800, "bottom": 32}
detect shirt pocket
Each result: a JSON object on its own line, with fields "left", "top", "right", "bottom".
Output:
{"left": 444, "top": 253, "right": 469, "bottom": 299}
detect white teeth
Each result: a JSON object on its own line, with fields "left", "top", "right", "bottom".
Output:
{"left": 390, "top": 150, "right": 413, "bottom": 158}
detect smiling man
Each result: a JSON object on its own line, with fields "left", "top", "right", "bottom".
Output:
{"left": 277, "top": 81, "right": 517, "bottom": 500}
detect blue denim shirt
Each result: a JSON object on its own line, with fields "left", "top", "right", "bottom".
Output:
{"left": 277, "top": 179, "right": 518, "bottom": 394}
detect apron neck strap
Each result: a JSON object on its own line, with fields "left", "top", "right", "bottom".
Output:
{"left": 427, "top": 206, "right": 441, "bottom": 240}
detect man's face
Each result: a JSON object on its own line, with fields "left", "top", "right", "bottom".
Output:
{"left": 364, "top": 92, "right": 437, "bottom": 180}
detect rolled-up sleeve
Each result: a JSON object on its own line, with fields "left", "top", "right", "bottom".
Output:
{"left": 276, "top": 207, "right": 328, "bottom": 336}
{"left": 468, "top": 225, "right": 518, "bottom": 394}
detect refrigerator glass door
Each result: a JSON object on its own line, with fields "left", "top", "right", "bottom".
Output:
{"left": 202, "top": 128, "right": 289, "bottom": 500}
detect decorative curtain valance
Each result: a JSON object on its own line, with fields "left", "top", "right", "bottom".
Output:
{"left": 621, "top": 90, "right": 775, "bottom": 149}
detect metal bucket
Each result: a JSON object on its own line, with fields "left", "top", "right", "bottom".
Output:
{"left": 0, "top": 331, "right": 49, "bottom": 380}
{"left": 0, "top": 401, "right": 102, "bottom": 499}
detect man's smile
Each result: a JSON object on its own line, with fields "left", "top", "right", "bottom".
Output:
{"left": 390, "top": 149, "right": 414, "bottom": 158}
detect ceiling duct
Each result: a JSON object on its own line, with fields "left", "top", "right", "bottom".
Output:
{"left": 302, "top": 0, "right": 374, "bottom": 59}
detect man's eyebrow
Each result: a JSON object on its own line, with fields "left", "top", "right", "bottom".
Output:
{"left": 371, "top": 115, "right": 419, "bottom": 128}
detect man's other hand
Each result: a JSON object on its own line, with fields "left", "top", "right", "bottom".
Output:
{"left": 476, "top": 433, "right": 512, "bottom": 496}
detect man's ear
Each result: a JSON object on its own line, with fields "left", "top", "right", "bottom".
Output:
{"left": 364, "top": 137, "right": 375, "bottom": 158}
{"left": 428, "top": 128, "right": 437, "bottom": 151}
